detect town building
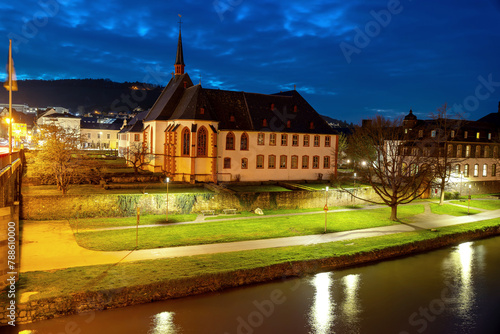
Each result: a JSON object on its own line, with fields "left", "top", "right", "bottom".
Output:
{"left": 402, "top": 106, "right": 500, "bottom": 195}
{"left": 131, "top": 26, "right": 337, "bottom": 183}
{"left": 80, "top": 118, "right": 124, "bottom": 149}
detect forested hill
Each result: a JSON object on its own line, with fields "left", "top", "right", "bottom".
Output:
{"left": 0, "top": 79, "right": 163, "bottom": 114}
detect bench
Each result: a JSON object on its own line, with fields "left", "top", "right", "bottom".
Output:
{"left": 201, "top": 210, "right": 215, "bottom": 216}
{"left": 223, "top": 208, "right": 237, "bottom": 215}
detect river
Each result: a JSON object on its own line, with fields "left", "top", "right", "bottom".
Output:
{"left": 9, "top": 236, "right": 500, "bottom": 334}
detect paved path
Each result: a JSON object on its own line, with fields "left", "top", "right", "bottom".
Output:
{"left": 19, "top": 202, "right": 500, "bottom": 273}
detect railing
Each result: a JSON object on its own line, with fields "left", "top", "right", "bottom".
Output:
{"left": 0, "top": 151, "right": 20, "bottom": 172}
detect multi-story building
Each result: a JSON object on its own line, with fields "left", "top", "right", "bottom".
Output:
{"left": 133, "top": 26, "right": 337, "bottom": 183}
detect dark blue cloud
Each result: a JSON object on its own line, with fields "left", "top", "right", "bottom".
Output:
{"left": 1, "top": 0, "right": 499, "bottom": 123}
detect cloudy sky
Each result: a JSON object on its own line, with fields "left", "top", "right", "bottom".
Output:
{"left": 1, "top": 0, "right": 500, "bottom": 123}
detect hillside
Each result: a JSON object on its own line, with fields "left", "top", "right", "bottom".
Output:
{"left": 0, "top": 79, "right": 163, "bottom": 115}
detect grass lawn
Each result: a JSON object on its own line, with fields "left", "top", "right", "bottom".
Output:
{"left": 16, "top": 217, "right": 500, "bottom": 301}
{"left": 450, "top": 200, "right": 500, "bottom": 211}
{"left": 227, "top": 185, "right": 291, "bottom": 192}
{"left": 204, "top": 207, "right": 344, "bottom": 220}
{"left": 68, "top": 214, "right": 198, "bottom": 230}
{"left": 430, "top": 203, "right": 481, "bottom": 216}
{"left": 74, "top": 205, "right": 424, "bottom": 251}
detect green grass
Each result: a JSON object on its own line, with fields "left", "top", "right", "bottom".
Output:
{"left": 204, "top": 207, "right": 343, "bottom": 220}
{"left": 430, "top": 203, "right": 481, "bottom": 216}
{"left": 450, "top": 199, "right": 500, "bottom": 211}
{"left": 227, "top": 185, "right": 291, "bottom": 192}
{"left": 69, "top": 214, "right": 198, "bottom": 230}
{"left": 16, "top": 217, "right": 500, "bottom": 301}
{"left": 74, "top": 205, "right": 424, "bottom": 251}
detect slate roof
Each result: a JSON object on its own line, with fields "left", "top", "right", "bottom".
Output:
{"left": 119, "top": 110, "right": 149, "bottom": 133}
{"left": 145, "top": 75, "right": 336, "bottom": 135}
{"left": 80, "top": 118, "right": 123, "bottom": 131}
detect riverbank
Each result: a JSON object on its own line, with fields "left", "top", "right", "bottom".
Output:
{"left": 3, "top": 217, "right": 500, "bottom": 326}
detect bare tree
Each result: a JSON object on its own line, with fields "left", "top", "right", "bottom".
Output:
{"left": 347, "top": 116, "right": 432, "bottom": 221}
{"left": 427, "top": 103, "right": 465, "bottom": 205}
{"left": 123, "top": 142, "right": 153, "bottom": 174}
{"left": 30, "top": 124, "right": 98, "bottom": 194}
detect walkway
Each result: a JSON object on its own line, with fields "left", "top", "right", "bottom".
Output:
{"left": 19, "top": 202, "right": 500, "bottom": 273}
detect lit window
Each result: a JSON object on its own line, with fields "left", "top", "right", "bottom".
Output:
{"left": 450, "top": 130, "right": 455, "bottom": 138}
{"left": 256, "top": 155, "right": 264, "bottom": 168}
{"left": 268, "top": 155, "right": 276, "bottom": 169}
{"left": 223, "top": 158, "right": 231, "bottom": 169}
{"left": 292, "top": 135, "right": 298, "bottom": 146}
{"left": 464, "top": 164, "right": 469, "bottom": 177}
{"left": 269, "top": 133, "right": 276, "bottom": 146}
{"left": 464, "top": 131, "right": 468, "bottom": 139}
{"left": 431, "top": 130, "right": 436, "bottom": 138}
{"left": 465, "top": 145, "right": 470, "bottom": 157}
{"left": 473, "top": 164, "right": 479, "bottom": 177}
{"left": 258, "top": 133, "right": 264, "bottom": 145}
{"left": 325, "top": 136, "right": 331, "bottom": 147}
{"left": 483, "top": 164, "right": 487, "bottom": 177}
{"left": 302, "top": 156, "right": 309, "bottom": 169}
{"left": 280, "top": 155, "right": 287, "bottom": 169}
{"left": 455, "top": 164, "right": 460, "bottom": 175}
{"left": 476, "top": 132, "right": 480, "bottom": 139}
{"left": 291, "top": 155, "right": 298, "bottom": 169}
{"left": 488, "top": 133, "right": 492, "bottom": 140}
{"left": 241, "top": 158, "right": 248, "bottom": 169}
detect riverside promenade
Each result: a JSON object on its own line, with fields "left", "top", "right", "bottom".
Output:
{"left": 20, "top": 202, "right": 500, "bottom": 272}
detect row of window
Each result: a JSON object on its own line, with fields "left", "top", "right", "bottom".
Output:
{"left": 223, "top": 155, "right": 332, "bottom": 170}
{"left": 449, "top": 144, "right": 499, "bottom": 159}
{"left": 85, "top": 133, "right": 118, "bottom": 140}
{"left": 423, "top": 129, "right": 492, "bottom": 140}
{"left": 255, "top": 133, "right": 331, "bottom": 148}
{"left": 455, "top": 163, "right": 497, "bottom": 177}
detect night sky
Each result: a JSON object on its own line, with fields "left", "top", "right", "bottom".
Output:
{"left": 1, "top": 0, "right": 500, "bottom": 123}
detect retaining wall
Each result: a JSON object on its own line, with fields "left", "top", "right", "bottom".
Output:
{"left": 21, "top": 187, "right": 379, "bottom": 220}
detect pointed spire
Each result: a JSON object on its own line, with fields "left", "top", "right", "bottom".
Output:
{"left": 175, "top": 14, "right": 185, "bottom": 76}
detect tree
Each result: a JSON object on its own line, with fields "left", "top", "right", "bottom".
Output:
{"left": 347, "top": 116, "right": 432, "bottom": 221}
{"left": 427, "top": 103, "right": 465, "bottom": 205}
{"left": 30, "top": 124, "right": 100, "bottom": 194}
{"left": 123, "top": 142, "right": 153, "bottom": 174}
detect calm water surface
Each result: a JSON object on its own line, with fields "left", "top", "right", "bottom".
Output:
{"left": 11, "top": 236, "right": 500, "bottom": 334}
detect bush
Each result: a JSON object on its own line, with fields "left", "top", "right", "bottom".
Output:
{"left": 444, "top": 191, "right": 460, "bottom": 200}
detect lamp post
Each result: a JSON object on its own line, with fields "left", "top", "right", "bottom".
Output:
{"left": 324, "top": 186, "right": 329, "bottom": 233}
{"left": 166, "top": 177, "right": 170, "bottom": 222}
{"left": 468, "top": 184, "right": 471, "bottom": 215}
{"left": 460, "top": 171, "right": 463, "bottom": 198}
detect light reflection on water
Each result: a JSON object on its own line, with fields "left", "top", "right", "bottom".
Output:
{"left": 341, "top": 274, "right": 361, "bottom": 325}
{"left": 148, "top": 311, "right": 179, "bottom": 334}
{"left": 309, "top": 272, "right": 335, "bottom": 334}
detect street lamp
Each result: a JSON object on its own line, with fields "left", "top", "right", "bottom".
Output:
{"left": 460, "top": 171, "right": 463, "bottom": 198}
{"left": 166, "top": 177, "right": 170, "bottom": 222}
{"left": 324, "top": 186, "right": 329, "bottom": 233}
{"left": 353, "top": 172, "right": 357, "bottom": 188}
{"left": 468, "top": 184, "right": 471, "bottom": 215}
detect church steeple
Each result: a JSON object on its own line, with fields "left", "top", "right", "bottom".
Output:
{"left": 174, "top": 15, "right": 185, "bottom": 76}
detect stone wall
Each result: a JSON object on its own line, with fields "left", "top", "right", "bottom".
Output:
{"left": 21, "top": 187, "right": 379, "bottom": 220}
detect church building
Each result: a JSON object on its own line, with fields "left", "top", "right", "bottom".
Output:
{"left": 131, "top": 25, "right": 338, "bottom": 183}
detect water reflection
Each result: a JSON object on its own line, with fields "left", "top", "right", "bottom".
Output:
{"left": 341, "top": 274, "right": 361, "bottom": 324}
{"left": 309, "top": 272, "right": 335, "bottom": 334}
{"left": 149, "top": 311, "right": 179, "bottom": 334}
{"left": 443, "top": 241, "right": 475, "bottom": 323}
